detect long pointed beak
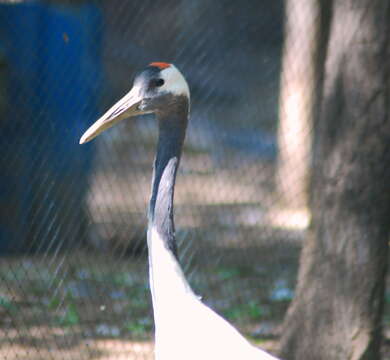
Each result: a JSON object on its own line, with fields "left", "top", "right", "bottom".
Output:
{"left": 79, "top": 87, "right": 143, "bottom": 144}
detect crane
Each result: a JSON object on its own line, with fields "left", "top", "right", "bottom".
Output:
{"left": 80, "top": 62, "right": 280, "bottom": 360}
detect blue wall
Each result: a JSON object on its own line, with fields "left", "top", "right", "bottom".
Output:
{"left": 0, "top": 2, "right": 103, "bottom": 253}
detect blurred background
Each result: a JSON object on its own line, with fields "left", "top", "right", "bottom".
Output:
{"left": 0, "top": 1, "right": 387, "bottom": 359}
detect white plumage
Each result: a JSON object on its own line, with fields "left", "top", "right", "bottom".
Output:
{"left": 158, "top": 64, "right": 190, "bottom": 98}
{"left": 149, "top": 227, "right": 278, "bottom": 360}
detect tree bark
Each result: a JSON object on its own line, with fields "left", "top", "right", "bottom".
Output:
{"left": 279, "top": 1, "right": 390, "bottom": 359}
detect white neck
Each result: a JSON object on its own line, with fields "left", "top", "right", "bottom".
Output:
{"left": 147, "top": 226, "right": 195, "bottom": 325}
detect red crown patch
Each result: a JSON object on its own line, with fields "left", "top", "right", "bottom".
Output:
{"left": 149, "top": 62, "right": 171, "bottom": 70}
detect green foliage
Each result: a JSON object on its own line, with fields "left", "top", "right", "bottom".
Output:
{"left": 48, "top": 296, "right": 61, "bottom": 310}
{"left": 59, "top": 303, "right": 79, "bottom": 326}
{"left": 131, "top": 296, "right": 149, "bottom": 310}
{"left": 0, "top": 295, "right": 16, "bottom": 312}
{"left": 385, "top": 293, "right": 390, "bottom": 304}
{"left": 125, "top": 317, "right": 153, "bottom": 338}
{"left": 113, "top": 272, "right": 136, "bottom": 287}
{"left": 217, "top": 267, "right": 241, "bottom": 280}
{"left": 223, "top": 300, "right": 263, "bottom": 321}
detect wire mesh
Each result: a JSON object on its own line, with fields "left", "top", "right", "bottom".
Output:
{"left": 0, "top": 0, "right": 308, "bottom": 359}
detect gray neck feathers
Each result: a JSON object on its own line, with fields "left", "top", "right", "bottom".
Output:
{"left": 148, "top": 99, "right": 189, "bottom": 258}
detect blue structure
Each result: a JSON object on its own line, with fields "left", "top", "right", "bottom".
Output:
{"left": 0, "top": 2, "right": 103, "bottom": 253}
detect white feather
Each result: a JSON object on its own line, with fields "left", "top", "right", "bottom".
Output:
{"left": 148, "top": 227, "right": 279, "bottom": 360}
{"left": 159, "top": 65, "right": 190, "bottom": 98}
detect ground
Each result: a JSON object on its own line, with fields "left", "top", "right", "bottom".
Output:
{"left": 0, "top": 245, "right": 389, "bottom": 359}
{"left": 0, "top": 131, "right": 389, "bottom": 359}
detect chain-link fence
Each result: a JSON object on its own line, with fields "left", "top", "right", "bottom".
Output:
{"left": 0, "top": 1, "right": 308, "bottom": 358}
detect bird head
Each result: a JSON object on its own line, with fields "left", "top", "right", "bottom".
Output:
{"left": 79, "top": 62, "right": 189, "bottom": 144}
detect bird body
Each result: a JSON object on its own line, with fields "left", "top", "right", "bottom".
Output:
{"left": 149, "top": 225, "right": 278, "bottom": 360}
{"left": 80, "top": 63, "right": 279, "bottom": 360}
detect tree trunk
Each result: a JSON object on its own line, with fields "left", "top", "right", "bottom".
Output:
{"left": 279, "top": 1, "right": 390, "bottom": 359}
{"left": 276, "top": 0, "right": 321, "bottom": 210}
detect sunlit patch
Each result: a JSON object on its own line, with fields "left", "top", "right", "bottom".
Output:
{"left": 268, "top": 208, "right": 310, "bottom": 230}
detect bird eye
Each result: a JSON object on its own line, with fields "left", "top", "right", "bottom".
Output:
{"left": 155, "top": 78, "right": 165, "bottom": 87}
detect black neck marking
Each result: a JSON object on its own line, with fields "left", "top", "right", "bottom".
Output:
{"left": 148, "top": 96, "right": 189, "bottom": 258}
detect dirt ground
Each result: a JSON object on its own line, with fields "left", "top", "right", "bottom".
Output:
{"left": 1, "top": 133, "right": 389, "bottom": 359}
{"left": 1, "top": 245, "right": 389, "bottom": 359}
{"left": 0, "top": 242, "right": 290, "bottom": 360}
